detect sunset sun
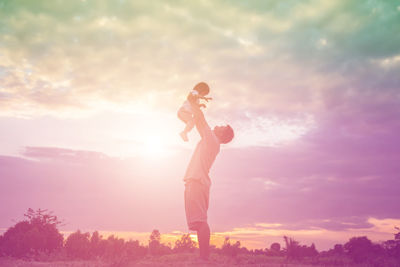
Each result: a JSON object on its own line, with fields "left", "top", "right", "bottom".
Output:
{"left": 142, "top": 135, "right": 168, "bottom": 158}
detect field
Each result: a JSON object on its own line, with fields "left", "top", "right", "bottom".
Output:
{"left": 0, "top": 254, "right": 338, "bottom": 267}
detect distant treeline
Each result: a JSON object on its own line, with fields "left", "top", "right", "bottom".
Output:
{"left": 0, "top": 209, "right": 399, "bottom": 266}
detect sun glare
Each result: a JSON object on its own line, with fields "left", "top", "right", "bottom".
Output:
{"left": 142, "top": 135, "right": 169, "bottom": 159}
{"left": 114, "top": 111, "right": 181, "bottom": 159}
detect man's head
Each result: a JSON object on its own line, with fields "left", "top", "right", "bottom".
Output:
{"left": 193, "top": 82, "right": 210, "bottom": 96}
{"left": 214, "top": 125, "right": 234, "bottom": 144}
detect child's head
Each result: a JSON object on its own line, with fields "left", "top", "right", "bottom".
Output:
{"left": 193, "top": 82, "right": 210, "bottom": 96}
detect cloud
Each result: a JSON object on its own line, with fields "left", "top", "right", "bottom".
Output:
{"left": 1, "top": 0, "right": 399, "bottom": 152}
{"left": 1, "top": 0, "right": 397, "bottom": 117}
{"left": 211, "top": 217, "right": 400, "bottom": 250}
{"left": 23, "top": 146, "right": 109, "bottom": 163}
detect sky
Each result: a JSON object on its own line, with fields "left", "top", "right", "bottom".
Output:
{"left": 1, "top": 0, "right": 400, "bottom": 250}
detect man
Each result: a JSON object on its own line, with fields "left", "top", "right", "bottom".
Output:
{"left": 184, "top": 94, "right": 234, "bottom": 260}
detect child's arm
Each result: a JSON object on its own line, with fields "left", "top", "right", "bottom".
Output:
{"left": 199, "top": 96, "right": 212, "bottom": 102}
{"left": 188, "top": 92, "right": 211, "bottom": 107}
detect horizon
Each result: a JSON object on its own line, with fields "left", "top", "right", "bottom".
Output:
{"left": 1, "top": 218, "right": 399, "bottom": 251}
{"left": 1, "top": 0, "right": 400, "bottom": 253}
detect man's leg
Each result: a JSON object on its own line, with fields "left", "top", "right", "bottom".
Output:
{"left": 197, "top": 222, "right": 210, "bottom": 260}
{"left": 184, "top": 181, "right": 211, "bottom": 259}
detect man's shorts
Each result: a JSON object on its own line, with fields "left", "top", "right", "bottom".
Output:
{"left": 184, "top": 180, "right": 210, "bottom": 231}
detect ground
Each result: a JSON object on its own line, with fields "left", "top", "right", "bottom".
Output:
{"left": 0, "top": 254, "right": 339, "bottom": 267}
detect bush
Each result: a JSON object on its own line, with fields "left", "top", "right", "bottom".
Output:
{"left": 283, "top": 236, "right": 318, "bottom": 260}
{"left": 221, "top": 237, "right": 241, "bottom": 257}
{"left": 174, "top": 234, "right": 196, "bottom": 253}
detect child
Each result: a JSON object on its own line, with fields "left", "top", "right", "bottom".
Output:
{"left": 178, "top": 82, "right": 212, "bottom": 141}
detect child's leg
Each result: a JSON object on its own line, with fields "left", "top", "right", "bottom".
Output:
{"left": 178, "top": 108, "right": 193, "bottom": 127}
{"left": 178, "top": 109, "right": 194, "bottom": 141}
{"left": 183, "top": 117, "right": 195, "bottom": 133}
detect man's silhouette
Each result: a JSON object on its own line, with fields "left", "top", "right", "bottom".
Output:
{"left": 183, "top": 92, "right": 234, "bottom": 260}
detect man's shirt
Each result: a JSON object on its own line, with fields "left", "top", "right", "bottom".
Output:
{"left": 183, "top": 123, "right": 220, "bottom": 187}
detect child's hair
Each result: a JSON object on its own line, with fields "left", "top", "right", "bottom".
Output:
{"left": 193, "top": 82, "right": 210, "bottom": 95}
{"left": 220, "top": 125, "right": 234, "bottom": 144}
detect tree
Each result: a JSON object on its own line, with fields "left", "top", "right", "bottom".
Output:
{"left": 283, "top": 236, "right": 300, "bottom": 259}
{"left": 148, "top": 229, "right": 161, "bottom": 255}
{"left": 0, "top": 235, "right": 3, "bottom": 256}
{"left": 344, "top": 236, "right": 383, "bottom": 264}
{"left": 395, "top": 227, "right": 400, "bottom": 241}
{"left": 125, "top": 240, "right": 147, "bottom": 260}
{"left": 382, "top": 227, "right": 400, "bottom": 261}
{"left": 308, "top": 243, "right": 318, "bottom": 257}
{"left": 89, "top": 231, "right": 103, "bottom": 258}
{"left": 0, "top": 208, "right": 63, "bottom": 258}
{"left": 283, "top": 236, "right": 318, "bottom": 259}
{"left": 333, "top": 244, "right": 344, "bottom": 254}
{"left": 268, "top": 242, "right": 281, "bottom": 256}
{"left": 270, "top": 242, "right": 280, "bottom": 252}
{"left": 65, "top": 230, "right": 91, "bottom": 259}
{"left": 174, "top": 234, "right": 196, "bottom": 253}
{"left": 102, "top": 235, "right": 125, "bottom": 259}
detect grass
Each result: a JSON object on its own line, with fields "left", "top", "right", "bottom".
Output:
{"left": 0, "top": 254, "right": 335, "bottom": 267}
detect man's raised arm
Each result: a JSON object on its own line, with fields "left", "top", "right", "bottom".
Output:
{"left": 188, "top": 95, "right": 211, "bottom": 139}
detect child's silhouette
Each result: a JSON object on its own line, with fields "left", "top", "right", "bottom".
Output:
{"left": 177, "top": 82, "right": 212, "bottom": 141}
